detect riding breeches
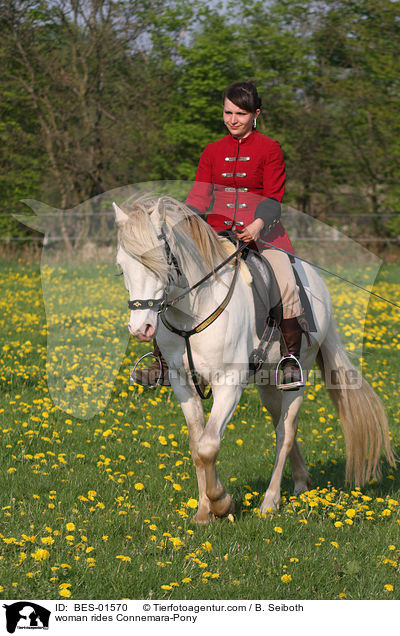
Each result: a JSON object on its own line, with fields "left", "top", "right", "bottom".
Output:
{"left": 261, "top": 248, "right": 302, "bottom": 319}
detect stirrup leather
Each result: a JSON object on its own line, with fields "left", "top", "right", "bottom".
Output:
{"left": 276, "top": 354, "right": 305, "bottom": 391}
{"left": 130, "top": 351, "right": 163, "bottom": 387}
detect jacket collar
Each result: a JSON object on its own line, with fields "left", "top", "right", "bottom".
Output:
{"left": 228, "top": 129, "right": 257, "bottom": 145}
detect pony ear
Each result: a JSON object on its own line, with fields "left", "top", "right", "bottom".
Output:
{"left": 113, "top": 202, "right": 129, "bottom": 226}
{"left": 148, "top": 197, "right": 166, "bottom": 236}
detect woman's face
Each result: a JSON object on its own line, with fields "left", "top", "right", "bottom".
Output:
{"left": 223, "top": 98, "right": 260, "bottom": 140}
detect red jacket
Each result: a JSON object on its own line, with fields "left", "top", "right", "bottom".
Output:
{"left": 186, "top": 130, "right": 294, "bottom": 253}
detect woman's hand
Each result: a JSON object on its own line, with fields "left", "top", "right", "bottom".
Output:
{"left": 235, "top": 218, "right": 264, "bottom": 242}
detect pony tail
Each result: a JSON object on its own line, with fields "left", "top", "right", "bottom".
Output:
{"left": 317, "top": 317, "right": 396, "bottom": 485}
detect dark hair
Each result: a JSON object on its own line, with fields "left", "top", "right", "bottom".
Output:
{"left": 223, "top": 81, "right": 262, "bottom": 113}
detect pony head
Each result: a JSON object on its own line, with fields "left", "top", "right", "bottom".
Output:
{"left": 114, "top": 197, "right": 167, "bottom": 341}
{"left": 113, "top": 193, "right": 231, "bottom": 341}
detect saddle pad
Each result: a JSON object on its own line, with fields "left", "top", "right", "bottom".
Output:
{"left": 243, "top": 250, "right": 317, "bottom": 338}
{"left": 293, "top": 267, "right": 317, "bottom": 333}
{"left": 243, "top": 249, "right": 282, "bottom": 339}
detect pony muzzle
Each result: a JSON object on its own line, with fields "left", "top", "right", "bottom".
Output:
{"left": 128, "top": 321, "right": 155, "bottom": 341}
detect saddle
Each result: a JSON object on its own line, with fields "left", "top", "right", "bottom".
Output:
{"left": 242, "top": 249, "right": 317, "bottom": 371}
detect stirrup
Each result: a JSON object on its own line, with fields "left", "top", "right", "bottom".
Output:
{"left": 276, "top": 354, "right": 305, "bottom": 391}
{"left": 130, "top": 351, "right": 163, "bottom": 387}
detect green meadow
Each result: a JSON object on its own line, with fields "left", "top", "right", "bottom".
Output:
{"left": 0, "top": 258, "right": 399, "bottom": 600}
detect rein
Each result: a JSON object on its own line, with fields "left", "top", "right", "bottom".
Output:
{"left": 162, "top": 239, "right": 248, "bottom": 312}
{"left": 160, "top": 250, "right": 243, "bottom": 399}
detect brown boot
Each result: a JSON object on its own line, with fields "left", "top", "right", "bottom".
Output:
{"left": 276, "top": 317, "right": 304, "bottom": 391}
{"left": 131, "top": 339, "right": 171, "bottom": 387}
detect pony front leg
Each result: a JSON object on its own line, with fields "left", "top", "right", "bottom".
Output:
{"left": 260, "top": 391, "right": 304, "bottom": 513}
{"left": 170, "top": 380, "right": 212, "bottom": 524}
{"left": 196, "top": 383, "right": 243, "bottom": 518}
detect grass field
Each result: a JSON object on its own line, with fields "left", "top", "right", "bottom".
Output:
{"left": 0, "top": 257, "right": 399, "bottom": 601}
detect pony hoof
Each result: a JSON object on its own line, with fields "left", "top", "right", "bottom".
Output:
{"left": 210, "top": 493, "right": 234, "bottom": 518}
{"left": 192, "top": 509, "right": 214, "bottom": 525}
{"left": 293, "top": 480, "right": 312, "bottom": 496}
{"left": 222, "top": 502, "right": 235, "bottom": 520}
{"left": 260, "top": 498, "right": 279, "bottom": 515}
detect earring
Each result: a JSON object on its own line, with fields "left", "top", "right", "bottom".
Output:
{"left": 253, "top": 119, "right": 257, "bottom": 129}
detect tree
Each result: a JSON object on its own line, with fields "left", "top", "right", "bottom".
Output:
{"left": 159, "top": 6, "right": 254, "bottom": 179}
{"left": 0, "top": 0, "right": 196, "bottom": 244}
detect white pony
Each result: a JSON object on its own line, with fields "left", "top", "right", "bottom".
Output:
{"left": 114, "top": 194, "right": 395, "bottom": 523}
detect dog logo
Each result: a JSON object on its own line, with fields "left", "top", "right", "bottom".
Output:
{"left": 3, "top": 602, "right": 51, "bottom": 633}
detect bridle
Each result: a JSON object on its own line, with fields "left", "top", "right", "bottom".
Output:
{"left": 126, "top": 226, "right": 183, "bottom": 313}
{"left": 126, "top": 227, "right": 248, "bottom": 399}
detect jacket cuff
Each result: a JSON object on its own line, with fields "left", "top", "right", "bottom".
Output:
{"left": 254, "top": 198, "right": 281, "bottom": 233}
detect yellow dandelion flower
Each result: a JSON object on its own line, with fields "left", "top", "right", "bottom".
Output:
{"left": 331, "top": 541, "right": 339, "bottom": 549}
{"left": 169, "top": 537, "right": 184, "bottom": 549}
{"left": 134, "top": 483, "right": 144, "bottom": 491}
{"left": 161, "top": 585, "right": 172, "bottom": 591}
{"left": 384, "top": 584, "right": 394, "bottom": 592}
{"left": 274, "top": 526, "right": 283, "bottom": 534}
{"left": 346, "top": 509, "right": 356, "bottom": 518}
{"left": 41, "top": 536, "right": 54, "bottom": 545}
{"left": 60, "top": 589, "right": 72, "bottom": 598}
{"left": 31, "top": 549, "right": 50, "bottom": 561}
{"left": 66, "top": 523, "right": 75, "bottom": 532}
{"left": 281, "top": 574, "right": 292, "bottom": 583}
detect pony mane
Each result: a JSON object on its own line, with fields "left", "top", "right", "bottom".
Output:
{"left": 117, "top": 194, "right": 232, "bottom": 284}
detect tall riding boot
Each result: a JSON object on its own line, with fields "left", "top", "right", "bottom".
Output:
{"left": 131, "top": 339, "right": 171, "bottom": 387}
{"left": 276, "top": 317, "right": 305, "bottom": 391}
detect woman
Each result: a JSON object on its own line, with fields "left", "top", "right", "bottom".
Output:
{"left": 134, "top": 81, "right": 304, "bottom": 390}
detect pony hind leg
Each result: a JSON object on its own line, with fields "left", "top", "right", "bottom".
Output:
{"left": 257, "top": 384, "right": 310, "bottom": 511}
{"left": 290, "top": 439, "right": 313, "bottom": 495}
